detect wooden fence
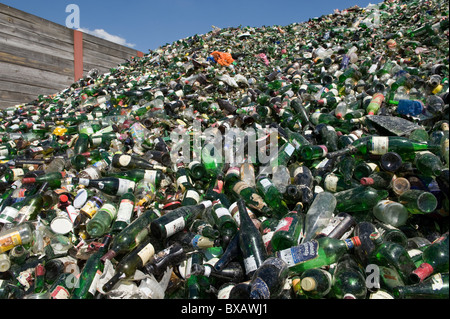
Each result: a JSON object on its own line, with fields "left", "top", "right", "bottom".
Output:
{"left": 0, "top": 3, "right": 143, "bottom": 108}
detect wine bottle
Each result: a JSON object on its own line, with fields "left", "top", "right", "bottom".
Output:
{"left": 410, "top": 234, "right": 449, "bottom": 283}
{"left": 368, "top": 232, "right": 417, "bottom": 285}
{"left": 110, "top": 189, "right": 136, "bottom": 234}
{"left": 208, "top": 199, "right": 238, "bottom": 246}
{"left": 14, "top": 182, "right": 49, "bottom": 224}
{"left": 106, "top": 169, "right": 165, "bottom": 187}
{"left": 332, "top": 254, "right": 367, "bottom": 299}
{"left": 237, "top": 200, "right": 267, "bottom": 277}
{"left": 73, "top": 177, "right": 136, "bottom": 197}
{"left": 255, "top": 175, "right": 289, "bottom": 218}
{"left": 101, "top": 209, "right": 160, "bottom": 261}
{"left": 302, "top": 192, "right": 336, "bottom": 243}
{"left": 334, "top": 186, "right": 389, "bottom": 212}
{"left": 191, "top": 261, "right": 244, "bottom": 283}
{"left": 150, "top": 201, "right": 212, "bottom": 240}
{"left": 111, "top": 153, "right": 158, "bottom": 170}
{"left": 393, "top": 273, "right": 449, "bottom": 299}
{"left": 299, "top": 268, "right": 332, "bottom": 299}
{"left": 86, "top": 202, "right": 118, "bottom": 238}
{"left": 102, "top": 236, "right": 157, "bottom": 292}
{"left": 398, "top": 189, "right": 438, "bottom": 214}
{"left": 71, "top": 234, "right": 112, "bottom": 299}
{"left": 373, "top": 200, "right": 409, "bottom": 227}
{"left": 276, "top": 236, "right": 361, "bottom": 274}
{"left": 270, "top": 211, "right": 305, "bottom": 252}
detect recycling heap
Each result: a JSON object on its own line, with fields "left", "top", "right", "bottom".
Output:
{"left": 0, "top": 0, "right": 449, "bottom": 299}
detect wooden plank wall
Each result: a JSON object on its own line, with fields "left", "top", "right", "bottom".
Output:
{"left": 0, "top": 3, "right": 143, "bottom": 109}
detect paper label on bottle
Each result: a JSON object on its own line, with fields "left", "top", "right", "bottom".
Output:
{"left": 88, "top": 270, "right": 102, "bottom": 295}
{"left": 218, "top": 284, "right": 235, "bottom": 299}
{"left": 275, "top": 217, "right": 293, "bottom": 232}
{"left": 83, "top": 167, "right": 101, "bottom": 180}
{"left": 177, "top": 175, "right": 189, "bottom": 189}
{"left": 119, "top": 155, "right": 132, "bottom": 166}
{"left": 99, "top": 203, "right": 117, "bottom": 219}
{"left": 11, "top": 169, "right": 24, "bottom": 181}
{"left": 0, "top": 148, "right": 8, "bottom": 157}
{"left": 0, "top": 207, "right": 20, "bottom": 224}
{"left": 233, "top": 181, "right": 250, "bottom": 194}
{"left": 165, "top": 216, "right": 186, "bottom": 237}
{"left": 284, "top": 143, "right": 295, "bottom": 157}
{"left": 78, "top": 178, "right": 90, "bottom": 186}
{"left": 50, "top": 286, "right": 70, "bottom": 299}
{"left": 277, "top": 240, "right": 319, "bottom": 267}
{"left": 184, "top": 189, "right": 200, "bottom": 203}
{"left": 117, "top": 179, "right": 135, "bottom": 196}
{"left": 377, "top": 200, "right": 395, "bottom": 210}
{"left": 324, "top": 174, "right": 339, "bottom": 192}
{"left": 137, "top": 242, "right": 155, "bottom": 265}
{"left": 116, "top": 199, "right": 134, "bottom": 223}
{"left": 214, "top": 207, "right": 231, "bottom": 219}
{"left": 262, "top": 231, "right": 274, "bottom": 249}
{"left": 243, "top": 255, "right": 259, "bottom": 274}
{"left": 143, "top": 170, "right": 157, "bottom": 185}
{"left": 379, "top": 266, "right": 404, "bottom": 289}
{"left": 0, "top": 230, "right": 22, "bottom": 253}
{"left": 259, "top": 177, "right": 272, "bottom": 189}
{"left": 371, "top": 136, "right": 389, "bottom": 155}
{"left": 431, "top": 273, "right": 444, "bottom": 290}
{"left": 407, "top": 249, "right": 423, "bottom": 259}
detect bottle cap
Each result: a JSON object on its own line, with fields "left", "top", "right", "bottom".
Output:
{"left": 300, "top": 277, "right": 317, "bottom": 291}
{"left": 59, "top": 194, "right": 69, "bottom": 203}
{"left": 351, "top": 236, "right": 361, "bottom": 247}
{"left": 22, "top": 177, "right": 36, "bottom": 184}
{"left": 360, "top": 177, "right": 374, "bottom": 185}
{"left": 410, "top": 262, "right": 434, "bottom": 284}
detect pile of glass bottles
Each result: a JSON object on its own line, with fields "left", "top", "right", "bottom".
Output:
{"left": 0, "top": 0, "right": 448, "bottom": 299}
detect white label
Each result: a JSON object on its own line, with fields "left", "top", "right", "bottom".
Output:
{"left": 83, "top": 167, "right": 101, "bottom": 180}
{"left": 119, "top": 155, "right": 132, "bottom": 166}
{"left": 243, "top": 255, "right": 258, "bottom": 274}
{"left": 177, "top": 175, "right": 188, "bottom": 188}
{"left": 165, "top": 216, "right": 185, "bottom": 237}
{"left": 100, "top": 203, "right": 117, "bottom": 219}
{"left": 66, "top": 205, "right": 79, "bottom": 223}
{"left": 88, "top": 270, "right": 102, "bottom": 295}
{"left": 372, "top": 136, "right": 389, "bottom": 155}
{"left": 324, "top": 174, "right": 339, "bottom": 192}
{"left": 143, "top": 170, "right": 157, "bottom": 185}
{"left": 215, "top": 207, "right": 231, "bottom": 219}
{"left": 78, "top": 178, "right": 90, "bottom": 186}
{"left": 431, "top": 273, "right": 444, "bottom": 290}
{"left": 188, "top": 161, "right": 201, "bottom": 170}
{"left": 259, "top": 178, "right": 272, "bottom": 189}
{"left": 137, "top": 242, "right": 155, "bottom": 265}
{"left": 407, "top": 249, "right": 423, "bottom": 259}
{"left": 116, "top": 199, "right": 134, "bottom": 223}
{"left": 284, "top": 143, "right": 295, "bottom": 156}
{"left": 184, "top": 189, "right": 200, "bottom": 203}
{"left": 117, "top": 179, "right": 135, "bottom": 196}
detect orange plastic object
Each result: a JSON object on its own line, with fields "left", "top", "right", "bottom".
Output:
{"left": 211, "top": 51, "right": 235, "bottom": 66}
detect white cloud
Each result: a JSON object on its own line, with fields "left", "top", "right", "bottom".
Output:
{"left": 78, "top": 27, "right": 136, "bottom": 48}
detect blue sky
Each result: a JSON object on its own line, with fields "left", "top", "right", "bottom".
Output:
{"left": 2, "top": 0, "right": 379, "bottom": 53}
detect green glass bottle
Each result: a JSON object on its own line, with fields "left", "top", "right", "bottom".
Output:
{"left": 328, "top": 136, "right": 439, "bottom": 161}
{"left": 299, "top": 268, "right": 332, "bottom": 299}
{"left": 393, "top": 273, "right": 449, "bottom": 299}
{"left": 237, "top": 200, "right": 267, "bottom": 277}
{"left": 334, "top": 186, "right": 388, "bottom": 213}
{"left": 398, "top": 189, "right": 438, "bottom": 214}
{"left": 71, "top": 234, "right": 112, "bottom": 299}
{"left": 209, "top": 199, "right": 238, "bottom": 246}
{"left": 101, "top": 209, "right": 160, "bottom": 261}
{"left": 150, "top": 201, "right": 212, "bottom": 240}
{"left": 73, "top": 177, "right": 136, "bottom": 197}
{"left": 73, "top": 133, "right": 91, "bottom": 155}
{"left": 86, "top": 202, "right": 118, "bottom": 238}
{"left": 332, "top": 254, "right": 367, "bottom": 299}
{"left": 299, "top": 145, "right": 328, "bottom": 161}
{"left": 410, "top": 234, "right": 449, "bottom": 283}
{"left": 270, "top": 211, "right": 305, "bottom": 252}
{"left": 102, "top": 236, "right": 157, "bottom": 292}
{"left": 414, "top": 151, "right": 444, "bottom": 176}
{"left": 189, "top": 219, "right": 220, "bottom": 239}
{"left": 276, "top": 236, "right": 361, "bottom": 275}
{"left": 14, "top": 182, "right": 49, "bottom": 224}
{"left": 110, "top": 189, "right": 136, "bottom": 234}
{"left": 143, "top": 243, "right": 187, "bottom": 281}
{"left": 368, "top": 232, "right": 417, "bottom": 285}
{"left": 111, "top": 153, "right": 159, "bottom": 171}
{"left": 255, "top": 175, "right": 289, "bottom": 219}
{"left": 229, "top": 180, "right": 272, "bottom": 216}
{"left": 106, "top": 169, "right": 165, "bottom": 187}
